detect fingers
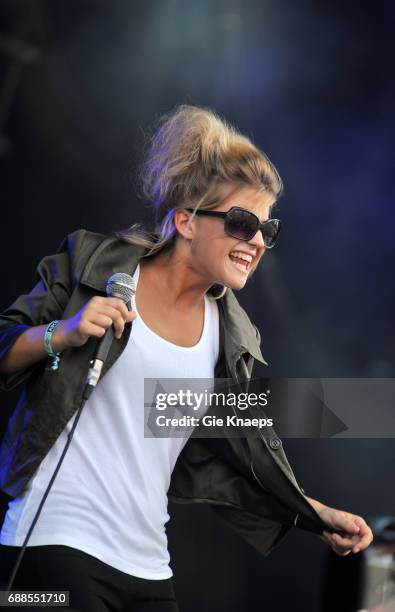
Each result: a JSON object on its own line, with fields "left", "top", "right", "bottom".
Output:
{"left": 323, "top": 531, "right": 354, "bottom": 556}
{"left": 94, "top": 305, "right": 135, "bottom": 339}
{"left": 79, "top": 320, "right": 111, "bottom": 339}
{"left": 332, "top": 532, "right": 358, "bottom": 549}
{"left": 321, "top": 509, "right": 373, "bottom": 557}
{"left": 90, "top": 296, "right": 131, "bottom": 320}
{"left": 101, "top": 297, "right": 133, "bottom": 319}
{"left": 331, "top": 512, "right": 361, "bottom": 535}
{"left": 323, "top": 525, "right": 373, "bottom": 556}
{"left": 353, "top": 533, "right": 373, "bottom": 553}
{"left": 341, "top": 516, "right": 373, "bottom": 553}
{"left": 353, "top": 516, "right": 370, "bottom": 536}
{"left": 87, "top": 297, "right": 136, "bottom": 339}
{"left": 89, "top": 313, "right": 122, "bottom": 338}
{"left": 323, "top": 531, "right": 354, "bottom": 547}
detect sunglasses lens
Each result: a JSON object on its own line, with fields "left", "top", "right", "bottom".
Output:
{"left": 262, "top": 219, "right": 280, "bottom": 248}
{"left": 225, "top": 209, "right": 258, "bottom": 240}
{"left": 225, "top": 209, "right": 281, "bottom": 248}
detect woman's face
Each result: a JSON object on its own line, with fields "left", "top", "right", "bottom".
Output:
{"left": 188, "top": 184, "right": 275, "bottom": 291}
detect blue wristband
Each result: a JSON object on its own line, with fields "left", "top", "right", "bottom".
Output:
{"left": 44, "top": 320, "right": 61, "bottom": 371}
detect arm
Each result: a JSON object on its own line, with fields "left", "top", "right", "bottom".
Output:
{"left": 0, "top": 229, "right": 134, "bottom": 388}
{"left": 0, "top": 322, "right": 70, "bottom": 374}
{"left": 305, "top": 495, "right": 373, "bottom": 556}
{"left": 0, "top": 301, "right": 136, "bottom": 377}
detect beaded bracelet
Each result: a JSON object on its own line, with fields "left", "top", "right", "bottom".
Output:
{"left": 44, "top": 320, "right": 61, "bottom": 371}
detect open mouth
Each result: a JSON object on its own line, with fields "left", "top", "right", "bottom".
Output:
{"left": 229, "top": 250, "right": 253, "bottom": 273}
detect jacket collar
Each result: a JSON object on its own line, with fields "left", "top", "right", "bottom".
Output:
{"left": 80, "top": 235, "right": 146, "bottom": 291}
{"left": 80, "top": 235, "right": 266, "bottom": 365}
{"left": 218, "top": 289, "right": 267, "bottom": 365}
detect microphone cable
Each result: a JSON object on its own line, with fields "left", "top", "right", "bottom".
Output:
{"left": 6, "top": 393, "right": 88, "bottom": 591}
{"left": 5, "top": 272, "right": 135, "bottom": 591}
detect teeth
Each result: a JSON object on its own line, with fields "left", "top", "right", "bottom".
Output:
{"left": 229, "top": 251, "right": 253, "bottom": 263}
{"left": 230, "top": 259, "right": 248, "bottom": 272}
{"left": 229, "top": 251, "right": 252, "bottom": 273}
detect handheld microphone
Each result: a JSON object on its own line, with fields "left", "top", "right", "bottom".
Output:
{"left": 6, "top": 273, "right": 136, "bottom": 591}
{"left": 83, "top": 273, "right": 135, "bottom": 399}
{"left": 5, "top": 272, "right": 136, "bottom": 592}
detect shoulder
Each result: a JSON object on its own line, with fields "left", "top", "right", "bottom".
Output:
{"left": 58, "top": 229, "right": 148, "bottom": 292}
{"left": 37, "top": 229, "right": 117, "bottom": 291}
{"left": 56, "top": 227, "right": 126, "bottom": 268}
{"left": 57, "top": 228, "right": 109, "bottom": 258}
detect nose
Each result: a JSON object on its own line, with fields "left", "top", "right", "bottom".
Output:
{"left": 248, "top": 229, "right": 265, "bottom": 251}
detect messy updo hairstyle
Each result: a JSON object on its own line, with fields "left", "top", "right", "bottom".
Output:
{"left": 117, "top": 105, "right": 282, "bottom": 296}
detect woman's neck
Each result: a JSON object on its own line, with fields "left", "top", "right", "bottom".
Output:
{"left": 139, "top": 247, "right": 212, "bottom": 312}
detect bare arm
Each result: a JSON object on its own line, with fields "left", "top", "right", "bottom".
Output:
{"left": 305, "top": 495, "right": 373, "bottom": 555}
{"left": 0, "top": 297, "right": 136, "bottom": 376}
{"left": 305, "top": 496, "right": 325, "bottom": 513}
{"left": 0, "top": 322, "right": 70, "bottom": 375}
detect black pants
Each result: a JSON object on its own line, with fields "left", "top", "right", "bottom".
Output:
{"left": 0, "top": 544, "right": 179, "bottom": 611}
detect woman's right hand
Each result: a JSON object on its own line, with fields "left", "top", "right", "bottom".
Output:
{"left": 53, "top": 296, "right": 137, "bottom": 351}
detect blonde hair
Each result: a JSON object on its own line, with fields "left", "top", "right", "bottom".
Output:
{"left": 117, "top": 105, "right": 283, "bottom": 296}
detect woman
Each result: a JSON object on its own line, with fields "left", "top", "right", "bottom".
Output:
{"left": 0, "top": 106, "right": 372, "bottom": 611}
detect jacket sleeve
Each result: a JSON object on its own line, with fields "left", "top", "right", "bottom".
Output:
{"left": 0, "top": 229, "right": 87, "bottom": 391}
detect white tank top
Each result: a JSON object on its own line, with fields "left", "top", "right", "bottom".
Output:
{"left": 0, "top": 264, "right": 219, "bottom": 579}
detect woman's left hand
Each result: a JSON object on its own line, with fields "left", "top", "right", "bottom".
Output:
{"left": 318, "top": 505, "right": 374, "bottom": 556}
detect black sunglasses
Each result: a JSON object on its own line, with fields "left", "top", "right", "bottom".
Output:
{"left": 186, "top": 206, "right": 281, "bottom": 248}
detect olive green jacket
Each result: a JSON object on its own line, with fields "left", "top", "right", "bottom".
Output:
{"left": 0, "top": 229, "right": 329, "bottom": 557}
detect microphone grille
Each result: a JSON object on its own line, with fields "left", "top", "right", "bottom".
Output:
{"left": 106, "top": 273, "right": 136, "bottom": 303}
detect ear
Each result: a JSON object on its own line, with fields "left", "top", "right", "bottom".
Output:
{"left": 173, "top": 208, "right": 196, "bottom": 240}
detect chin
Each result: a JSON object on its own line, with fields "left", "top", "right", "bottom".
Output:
{"left": 222, "top": 274, "right": 248, "bottom": 291}
{"left": 231, "top": 279, "right": 248, "bottom": 291}
{"left": 223, "top": 260, "right": 251, "bottom": 290}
